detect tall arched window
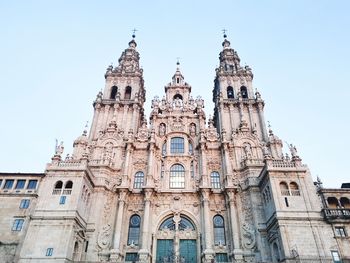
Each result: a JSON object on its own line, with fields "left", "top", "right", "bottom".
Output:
{"left": 110, "top": 86, "right": 118, "bottom": 99}
{"left": 190, "top": 161, "right": 194, "bottom": 178}
{"left": 170, "top": 137, "right": 184, "bottom": 154}
{"left": 133, "top": 172, "right": 144, "bottom": 189}
{"left": 127, "top": 214, "right": 141, "bottom": 245}
{"left": 280, "top": 182, "right": 289, "bottom": 196}
{"left": 227, "top": 86, "right": 234, "bottom": 99}
{"left": 213, "top": 215, "right": 226, "bottom": 245}
{"left": 240, "top": 86, "right": 248, "bottom": 99}
{"left": 170, "top": 164, "right": 185, "bottom": 188}
{"left": 272, "top": 243, "right": 281, "bottom": 262}
{"left": 211, "top": 172, "right": 221, "bottom": 189}
{"left": 125, "top": 86, "right": 132, "bottom": 100}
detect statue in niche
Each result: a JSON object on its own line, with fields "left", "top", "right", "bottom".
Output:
{"left": 189, "top": 123, "right": 196, "bottom": 136}
{"left": 174, "top": 97, "right": 182, "bottom": 108}
{"left": 244, "top": 143, "right": 252, "bottom": 159}
{"left": 159, "top": 123, "right": 166, "bottom": 136}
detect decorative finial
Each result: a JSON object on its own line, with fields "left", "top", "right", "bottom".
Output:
{"left": 176, "top": 57, "right": 180, "bottom": 66}
{"left": 132, "top": 28, "right": 137, "bottom": 39}
{"left": 267, "top": 121, "right": 271, "bottom": 129}
{"left": 222, "top": 29, "right": 227, "bottom": 39}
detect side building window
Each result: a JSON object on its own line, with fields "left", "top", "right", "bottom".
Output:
{"left": 133, "top": 172, "right": 144, "bottom": 189}
{"left": 19, "top": 199, "right": 30, "bottom": 209}
{"left": 15, "top": 180, "right": 26, "bottom": 189}
{"left": 4, "top": 179, "right": 14, "bottom": 189}
{"left": 169, "top": 164, "right": 185, "bottom": 189}
{"left": 213, "top": 215, "right": 226, "bottom": 245}
{"left": 128, "top": 215, "right": 141, "bottom": 245}
{"left": 170, "top": 137, "right": 184, "bottom": 154}
{"left": 211, "top": 172, "right": 221, "bottom": 189}
{"left": 12, "top": 219, "right": 24, "bottom": 231}
{"left": 27, "top": 180, "right": 38, "bottom": 190}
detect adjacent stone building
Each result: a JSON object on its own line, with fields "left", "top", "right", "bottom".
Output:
{"left": 0, "top": 35, "right": 349, "bottom": 262}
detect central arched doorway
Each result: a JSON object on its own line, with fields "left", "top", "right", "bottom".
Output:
{"left": 155, "top": 214, "right": 198, "bottom": 263}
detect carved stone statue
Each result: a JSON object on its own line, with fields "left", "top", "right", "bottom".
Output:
{"left": 159, "top": 123, "right": 166, "bottom": 136}
{"left": 55, "top": 140, "right": 64, "bottom": 156}
{"left": 289, "top": 144, "right": 298, "bottom": 157}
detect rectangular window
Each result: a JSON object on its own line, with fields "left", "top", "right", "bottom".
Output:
{"left": 331, "top": 251, "right": 341, "bottom": 263}
{"left": 216, "top": 253, "right": 228, "bottom": 262}
{"left": 27, "top": 180, "right": 37, "bottom": 189}
{"left": 59, "top": 196, "right": 66, "bottom": 205}
{"left": 335, "top": 227, "right": 346, "bottom": 237}
{"left": 15, "top": 180, "right": 26, "bottom": 189}
{"left": 19, "top": 199, "right": 30, "bottom": 209}
{"left": 4, "top": 179, "right": 14, "bottom": 189}
{"left": 46, "top": 248, "right": 53, "bottom": 256}
{"left": 0, "top": 179, "right": 3, "bottom": 188}
{"left": 170, "top": 137, "right": 184, "bottom": 154}
{"left": 12, "top": 219, "right": 24, "bottom": 231}
{"left": 125, "top": 253, "right": 138, "bottom": 262}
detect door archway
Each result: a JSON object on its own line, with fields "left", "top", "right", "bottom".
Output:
{"left": 155, "top": 214, "right": 198, "bottom": 263}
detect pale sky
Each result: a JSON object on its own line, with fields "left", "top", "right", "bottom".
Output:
{"left": 0, "top": 1, "right": 349, "bottom": 188}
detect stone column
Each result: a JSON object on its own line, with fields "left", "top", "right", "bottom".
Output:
{"left": 90, "top": 103, "right": 101, "bottom": 140}
{"left": 226, "top": 189, "right": 243, "bottom": 259}
{"left": 138, "top": 189, "right": 153, "bottom": 262}
{"left": 257, "top": 103, "right": 268, "bottom": 141}
{"left": 110, "top": 189, "right": 127, "bottom": 261}
{"left": 201, "top": 189, "right": 214, "bottom": 262}
{"left": 103, "top": 105, "right": 111, "bottom": 129}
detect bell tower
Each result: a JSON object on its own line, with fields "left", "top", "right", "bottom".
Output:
{"left": 213, "top": 34, "right": 268, "bottom": 142}
{"left": 89, "top": 34, "right": 146, "bottom": 140}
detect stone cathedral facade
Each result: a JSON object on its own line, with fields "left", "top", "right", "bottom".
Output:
{"left": 1, "top": 35, "right": 349, "bottom": 263}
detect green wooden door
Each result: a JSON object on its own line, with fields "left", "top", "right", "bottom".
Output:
{"left": 156, "top": 239, "right": 173, "bottom": 263}
{"left": 179, "top": 239, "right": 197, "bottom": 263}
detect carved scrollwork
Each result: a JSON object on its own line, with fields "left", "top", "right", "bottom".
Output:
{"left": 242, "top": 222, "right": 256, "bottom": 249}
{"left": 97, "top": 224, "right": 111, "bottom": 250}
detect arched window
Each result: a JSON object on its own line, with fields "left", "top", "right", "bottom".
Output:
{"left": 170, "top": 137, "right": 184, "bottom": 154}
{"left": 289, "top": 182, "right": 300, "bottom": 196}
{"left": 227, "top": 86, "right": 234, "bottom": 99}
{"left": 65, "top": 181, "right": 73, "bottom": 189}
{"left": 133, "top": 172, "right": 144, "bottom": 189}
{"left": 213, "top": 215, "right": 226, "bottom": 245}
{"left": 125, "top": 86, "right": 132, "bottom": 100}
{"left": 340, "top": 197, "right": 350, "bottom": 208}
{"left": 110, "top": 86, "right": 118, "bottom": 99}
{"left": 327, "top": 197, "right": 339, "bottom": 208}
{"left": 173, "top": 94, "right": 183, "bottom": 101}
{"left": 55, "top": 181, "right": 63, "bottom": 189}
{"left": 280, "top": 182, "right": 289, "bottom": 196}
{"left": 128, "top": 215, "right": 141, "bottom": 245}
{"left": 211, "top": 172, "right": 221, "bottom": 189}
{"left": 53, "top": 181, "right": 63, "bottom": 195}
{"left": 240, "top": 86, "right": 248, "bottom": 99}
{"left": 179, "top": 216, "right": 195, "bottom": 231}
{"left": 159, "top": 217, "right": 176, "bottom": 230}
{"left": 170, "top": 164, "right": 185, "bottom": 188}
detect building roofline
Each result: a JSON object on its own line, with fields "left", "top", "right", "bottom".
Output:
{"left": 0, "top": 172, "right": 45, "bottom": 177}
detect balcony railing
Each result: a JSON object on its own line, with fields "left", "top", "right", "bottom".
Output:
{"left": 323, "top": 208, "right": 350, "bottom": 220}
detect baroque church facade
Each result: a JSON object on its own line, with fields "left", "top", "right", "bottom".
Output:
{"left": 0, "top": 35, "right": 349, "bottom": 263}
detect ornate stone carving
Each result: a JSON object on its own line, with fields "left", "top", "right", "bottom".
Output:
{"left": 97, "top": 224, "right": 112, "bottom": 249}
{"left": 170, "top": 116, "right": 185, "bottom": 132}
{"left": 242, "top": 222, "right": 256, "bottom": 249}
{"left": 207, "top": 158, "right": 221, "bottom": 171}
{"left": 136, "top": 121, "right": 149, "bottom": 142}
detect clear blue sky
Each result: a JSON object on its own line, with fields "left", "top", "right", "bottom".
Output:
{"left": 0, "top": 1, "right": 349, "bottom": 188}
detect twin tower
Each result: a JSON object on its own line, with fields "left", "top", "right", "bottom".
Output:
{"left": 17, "top": 35, "right": 337, "bottom": 263}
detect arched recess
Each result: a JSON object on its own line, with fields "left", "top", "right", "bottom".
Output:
{"left": 289, "top": 182, "right": 300, "bottom": 196}
{"left": 280, "top": 182, "right": 290, "bottom": 196}
{"left": 240, "top": 86, "right": 248, "bottom": 99}
{"left": 155, "top": 214, "right": 198, "bottom": 263}
{"left": 125, "top": 86, "right": 132, "bottom": 99}
{"left": 327, "top": 197, "right": 339, "bottom": 208}
{"left": 110, "top": 86, "right": 118, "bottom": 99}
{"left": 340, "top": 197, "right": 350, "bottom": 208}
{"left": 227, "top": 86, "right": 234, "bottom": 99}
